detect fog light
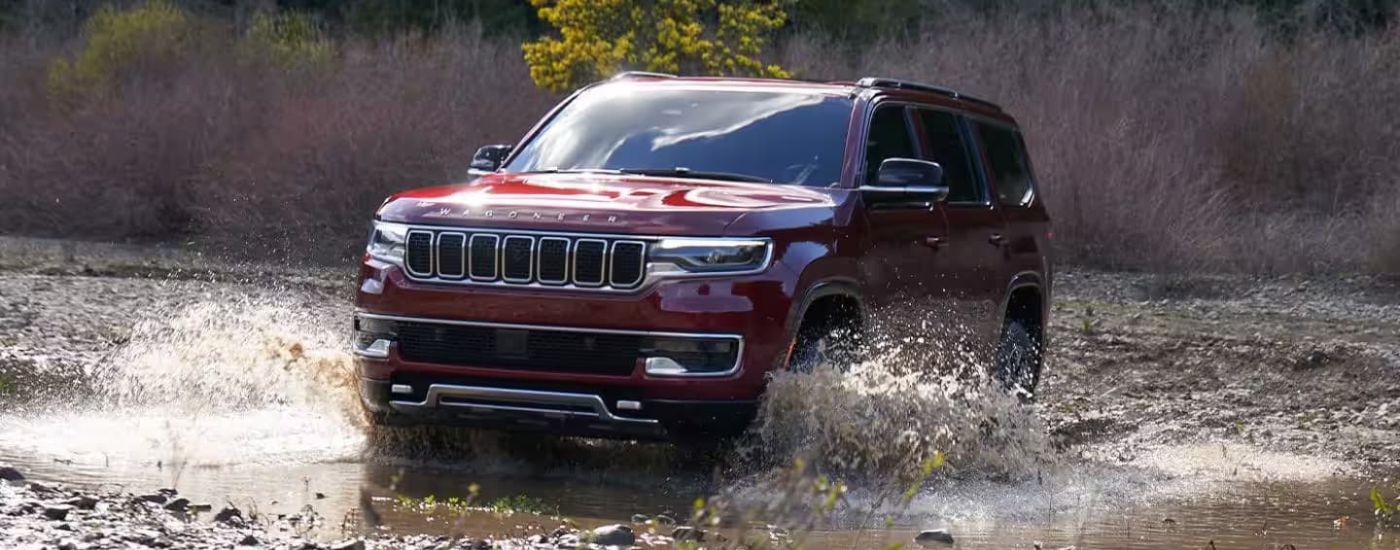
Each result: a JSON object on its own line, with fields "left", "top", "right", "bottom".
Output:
{"left": 644, "top": 357, "right": 689, "bottom": 376}
{"left": 355, "top": 338, "right": 392, "bottom": 359}
{"left": 642, "top": 336, "right": 740, "bottom": 376}
{"left": 390, "top": 384, "right": 413, "bottom": 395}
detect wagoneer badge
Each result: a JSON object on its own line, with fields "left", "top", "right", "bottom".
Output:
{"left": 417, "top": 203, "right": 620, "bottom": 224}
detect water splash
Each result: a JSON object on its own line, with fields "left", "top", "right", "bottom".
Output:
{"left": 0, "top": 295, "right": 366, "bottom": 470}
{"left": 750, "top": 312, "right": 1055, "bottom": 483}
{"left": 99, "top": 298, "right": 358, "bottom": 416}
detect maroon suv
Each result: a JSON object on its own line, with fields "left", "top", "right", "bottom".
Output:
{"left": 354, "top": 73, "right": 1051, "bottom": 440}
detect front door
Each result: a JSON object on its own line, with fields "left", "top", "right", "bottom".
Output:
{"left": 858, "top": 104, "right": 951, "bottom": 316}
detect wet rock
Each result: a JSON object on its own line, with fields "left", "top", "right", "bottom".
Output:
{"left": 1294, "top": 349, "right": 1332, "bottom": 370}
{"left": 328, "top": 540, "right": 365, "bottom": 550}
{"left": 553, "top": 535, "right": 580, "bottom": 549}
{"left": 0, "top": 465, "right": 24, "bottom": 483}
{"left": 589, "top": 524, "right": 634, "bottom": 546}
{"left": 240, "top": 534, "right": 261, "bottom": 545}
{"left": 156, "top": 488, "right": 178, "bottom": 497}
{"left": 630, "top": 513, "right": 650, "bottom": 523}
{"left": 136, "top": 493, "right": 168, "bottom": 505}
{"left": 162, "top": 497, "right": 190, "bottom": 512}
{"left": 214, "top": 506, "right": 244, "bottom": 525}
{"left": 65, "top": 495, "right": 99, "bottom": 510}
{"left": 189, "top": 502, "right": 213, "bottom": 513}
{"left": 654, "top": 514, "right": 677, "bottom": 526}
{"left": 671, "top": 526, "right": 706, "bottom": 541}
{"left": 915, "top": 529, "right": 955, "bottom": 546}
{"left": 29, "top": 481, "right": 57, "bottom": 494}
{"left": 44, "top": 504, "right": 73, "bottom": 521}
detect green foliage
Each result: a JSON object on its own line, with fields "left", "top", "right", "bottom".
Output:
{"left": 521, "top": 0, "right": 790, "bottom": 93}
{"left": 393, "top": 489, "right": 552, "bottom": 516}
{"left": 47, "top": 0, "right": 192, "bottom": 99}
{"left": 243, "top": 11, "right": 334, "bottom": 70}
{"left": 1375, "top": 486, "right": 1396, "bottom": 520}
{"left": 337, "top": 0, "right": 536, "bottom": 35}
{"left": 789, "top": 0, "right": 922, "bottom": 41}
{"left": 486, "top": 494, "right": 553, "bottom": 515}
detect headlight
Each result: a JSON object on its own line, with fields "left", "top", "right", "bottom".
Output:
{"left": 649, "top": 238, "right": 771, "bottom": 274}
{"left": 366, "top": 221, "right": 408, "bottom": 265}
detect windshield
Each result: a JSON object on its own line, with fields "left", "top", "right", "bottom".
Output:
{"left": 504, "top": 85, "right": 853, "bottom": 187}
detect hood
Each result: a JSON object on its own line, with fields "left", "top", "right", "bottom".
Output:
{"left": 377, "top": 172, "right": 837, "bottom": 235}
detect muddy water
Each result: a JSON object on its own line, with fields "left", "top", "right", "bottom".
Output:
{"left": 0, "top": 296, "right": 1397, "bottom": 548}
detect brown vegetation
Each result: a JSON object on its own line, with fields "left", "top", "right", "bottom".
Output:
{"left": 0, "top": 4, "right": 1397, "bottom": 271}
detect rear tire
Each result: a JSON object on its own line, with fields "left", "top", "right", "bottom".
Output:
{"left": 994, "top": 320, "right": 1041, "bottom": 400}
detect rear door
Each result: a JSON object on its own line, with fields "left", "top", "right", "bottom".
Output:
{"left": 914, "top": 107, "right": 1010, "bottom": 348}
{"left": 974, "top": 120, "right": 1051, "bottom": 308}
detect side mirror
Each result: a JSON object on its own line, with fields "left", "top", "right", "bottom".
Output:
{"left": 468, "top": 144, "right": 513, "bottom": 179}
{"left": 861, "top": 158, "right": 950, "bottom": 205}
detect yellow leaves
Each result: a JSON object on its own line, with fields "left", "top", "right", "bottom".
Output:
{"left": 47, "top": 1, "right": 336, "bottom": 104}
{"left": 243, "top": 11, "right": 334, "bottom": 71}
{"left": 522, "top": 0, "right": 790, "bottom": 92}
{"left": 47, "top": 0, "right": 192, "bottom": 100}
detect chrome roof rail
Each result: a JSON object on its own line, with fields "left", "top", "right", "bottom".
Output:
{"left": 610, "top": 71, "right": 678, "bottom": 80}
{"left": 855, "top": 76, "right": 1002, "bottom": 111}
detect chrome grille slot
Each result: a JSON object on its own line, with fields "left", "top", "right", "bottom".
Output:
{"left": 537, "top": 237, "right": 570, "bottom": 285}
{"left": 397, "top": 228, "right": 654, "bottom": 291}
{"left": 405, "top": 230, "right": 434, "bottom": 276}
{"left": 573, "top": 239, "right": 606, "bottom": 286}
{"left": 610, "top": 241, "right": 646, "bottom": 288}
{"left": 436, "top": 233, "right": 466, "bottom": 279}
{"left": 469, "top": 234, "right": 499, "bottom": 280}
{"left": 501, "top": 236, "right": 534, "bottom": 282}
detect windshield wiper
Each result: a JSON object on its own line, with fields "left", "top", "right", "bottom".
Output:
{"left": 618, "top": 167, "right": 773, "bottom": 184}
{"left": 521, "top": 167, "right": 624, "bottom": 175}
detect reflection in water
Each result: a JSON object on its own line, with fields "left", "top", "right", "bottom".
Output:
{"left": 0, "top": 295, "right": 1394, "bottom": 548}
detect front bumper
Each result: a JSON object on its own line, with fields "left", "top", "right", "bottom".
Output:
{"left": 353, "top": 259, "right": 795, "bottom": 437}
{"left": 360, "top": 377, "right": 756, "bottom": 440}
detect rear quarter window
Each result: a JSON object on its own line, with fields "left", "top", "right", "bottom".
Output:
{"left": 977, "top": 123, "right": 1036, "bottom": 207}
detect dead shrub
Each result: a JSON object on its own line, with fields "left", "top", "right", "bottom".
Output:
{"left": 0, "top": 3, "right": 1396, "bottom": 272}
{"left": 782, "top": 5, "right": 1399, "bottom": 273}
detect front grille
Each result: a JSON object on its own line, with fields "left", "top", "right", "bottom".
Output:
{"left": 404, "top": 229, "right": 648, "bottom": 290}
{"left": 436, "top": 233, "right": 465, "bottom": 278}
{"left": 406, "top": 231, "right": 434, "bottom": 275}
{"left": 395, "top": 321, "right": 642, "bottom": 376}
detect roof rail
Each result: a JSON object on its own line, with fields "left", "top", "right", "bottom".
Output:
{"left": 855, "top": 77, "right": 1002, "bottom": 111}
{"left": 611, "top": 71, "right": 677, "bottom": 80}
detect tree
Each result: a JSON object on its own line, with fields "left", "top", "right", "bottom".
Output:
{"left": 521, "top": 0, "right": 789, "bottom": 93}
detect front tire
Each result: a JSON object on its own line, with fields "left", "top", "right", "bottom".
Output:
{"left": 994, "top": 320, "right": 1041, "bottom": 400}
{"left": 787, "top": 317, "right": 861, "bottom": 372}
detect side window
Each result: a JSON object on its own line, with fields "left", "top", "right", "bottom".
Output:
{"left": 917, "top": 109, "right": 982, "bottom": 203}
{"left": 977, "top": 123, "right": 1035, "bottom": 207}
{"left": 864, "top": 105, "right": 916, "bottom": 185}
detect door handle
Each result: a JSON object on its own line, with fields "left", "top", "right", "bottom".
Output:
{"left": 988, "top": 233, "right": 1008, "bottom": 247}
{"left": 923, "top": 236, "right": 947, "bottom": 250}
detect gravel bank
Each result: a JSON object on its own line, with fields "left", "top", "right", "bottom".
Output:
{"left": 0, "top": 469, "right": 665, "bottom": 549}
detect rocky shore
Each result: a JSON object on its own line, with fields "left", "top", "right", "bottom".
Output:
{"left": 0, "top": 466, "right": 673, "bottom": 549}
